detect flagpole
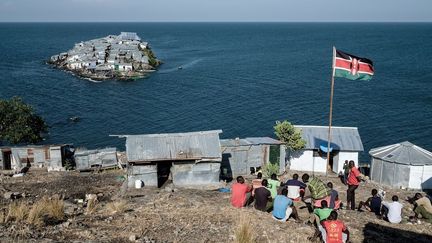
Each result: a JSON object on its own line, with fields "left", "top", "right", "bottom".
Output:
{"left": 326, "top": 46, "right": 336, "bottom": 176}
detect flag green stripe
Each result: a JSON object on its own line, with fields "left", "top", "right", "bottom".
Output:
{"left": 334, "top": 69, "right": 372, "bottom": 81}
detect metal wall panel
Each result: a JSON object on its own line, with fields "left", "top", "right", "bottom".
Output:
{"left": 171, "top": 162, "right": 220, "bottom": 187}
{"left": 371, "top": 158, "right": 383, "bottom": 183}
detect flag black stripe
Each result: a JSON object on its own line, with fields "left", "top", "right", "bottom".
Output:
{"left": 336, "top": 49, "right": 373, "bottom": 66}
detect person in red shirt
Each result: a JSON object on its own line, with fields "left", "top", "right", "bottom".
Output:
{"left": 231, "top": 176, "right": 252, "bottom": 208}
{"left": 321, "top": 211, "right": 350, "bottom": 243}
{"left": 346, "top": 160, "right": 361, "bottom": 210}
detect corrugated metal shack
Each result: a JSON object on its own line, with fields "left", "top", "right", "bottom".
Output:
{"left": 74, "top": 148, "right": 118, "bottom": 171}
{"left": 0, "top": 145, "right": 74, "bottom": 172}
{"left": 118, "top": 130, "right": 223, "bottom": 188}
{"left": 220, "top": 137, "right": 284, "bottom": 177}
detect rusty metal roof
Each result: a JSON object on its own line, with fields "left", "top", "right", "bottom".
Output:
{"left": 122, "top": 130, "right": 222, "bottom": 162}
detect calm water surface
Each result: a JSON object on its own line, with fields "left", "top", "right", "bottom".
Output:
{"left": 0, "top": 23, "right": 431, "bottom": 161}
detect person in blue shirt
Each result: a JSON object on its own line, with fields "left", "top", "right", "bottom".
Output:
{"left": 358, "top": 189, "right": 382, "bottom": 216}
{"left": 272, "top": 188, "right": 299, "bottom": 222}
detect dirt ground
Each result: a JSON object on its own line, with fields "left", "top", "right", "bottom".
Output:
{"left": 0, "top": 168, "right": 431, "bottom": 243}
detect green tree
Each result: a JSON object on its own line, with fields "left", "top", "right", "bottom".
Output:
{"left": 0, "top": 97, "right": 47, "bottom": 144}
{"left": 274, "top": 120, "right": 306, "bottom": 151}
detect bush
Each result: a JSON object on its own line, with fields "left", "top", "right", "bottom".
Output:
{"left": 0, "top": 96, "right": 47, "bottom": 144}
{"left": 262, "top": 163, "right": 279, "bottom": 178}
{"left": 274, "top": 120, "right": 306, "bottom": 151}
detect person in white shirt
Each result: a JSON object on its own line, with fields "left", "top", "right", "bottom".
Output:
{"left": 381, "top": 195, "right": 403, "bottom": 223}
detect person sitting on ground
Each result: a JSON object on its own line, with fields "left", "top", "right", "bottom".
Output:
{"left": 320, "top": 211, "right": 350, "bottom": 243}
{"left": 251, "top": 172, "right": 263, "bottom": 196}
{"left": 381, "top": 195, "right": 403, "bottom": 224}
{"left": 358, "top": 189, "right": 382, "bottom": 216}
{"left": 231, "top": 176, "right": 252, "bottom": 208}
{"left": 301, "top": 173, "right": 331, "bottom": 212}
{"left": 309, "top": 200, "right": 333, "bottom": 226}
{"left": 313, "top": 182, "right": 342, "bottom": 210}
{"left": 268, "top": 173, "right": 281, "bottom": 199}
{"left": 272, "top": 188, "right": 299, "bottom": 222}
{"left": 284, "top": 173, "right": 307, "bottom": 201}
{"left": 410, "top": 193, "right": 432, "bottom": 223}
{"left": 254, "top": 179, "right": 273, "bottom": 212}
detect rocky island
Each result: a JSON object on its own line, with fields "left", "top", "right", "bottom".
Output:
{"left": 49, "top": 32, "right": 161, "bottom": 80}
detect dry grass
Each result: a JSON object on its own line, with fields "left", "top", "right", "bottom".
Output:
{"left": 27, "top": 196, "right": 65, "bottom": 226}
{"left": 0, "top": 208, "right": 6, "bottom": 223}
{"left": 45, "top": 196, "right": 65, "bottom": 220}
{"left": 6, "top": 201, "right": 29, "bottom": 223}
{"left": 105, "top": 200, "right": 128, "bottom": 215}
{"left": 86, "top": 196, "right": 99, "bottom": 215}
{"left": 27, "top": 200, "right": 46, "bottom": 226}
{"left": 234, "top": 215, "right": 256, "bottom": 243}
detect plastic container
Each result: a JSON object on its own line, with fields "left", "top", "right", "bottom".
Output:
{"left": 135, "top": 180, "right": 143, "bottom": 189}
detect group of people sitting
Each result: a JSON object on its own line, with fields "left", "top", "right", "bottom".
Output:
{"left": 231, "top": 172, "right": 349, "bottom": 243}
{"left": 358, "top": 189, "right": 432, "bottom": 224}
{"left": 230, "top": 170, "right": 432, "bottom": 243}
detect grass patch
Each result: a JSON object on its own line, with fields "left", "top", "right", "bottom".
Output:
{"left": 105, "top": 200, "right": 128, "bottom": 215}
{"left": 27, "top": 196, "right": 65, "bottom": 226}
{"left": 85, "top": 196, "right": 99, "bottom": 215}
{"left": 6, "top": 201, "right": 29, "bottom": 223}
{"left": 234, "top": 216, "right": 255, "bottom": 243}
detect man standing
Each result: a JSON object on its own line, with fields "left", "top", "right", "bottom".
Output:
{"left": 342, "top": 160, "right": 349, "bottom": 185}
{"left": 254, "top": 179, "right": 272, "bottom": 212}
{"left": 272, "top": 188, "right": 299, "bottom": 221}
{"left": 381, "top": 195, "right": 403, "bottom": 224}
{"left": 346, "top": 160, "right": 361, "bottom": 210}
{"left": 231, "top": 176, "right": 252, "bottom": 208}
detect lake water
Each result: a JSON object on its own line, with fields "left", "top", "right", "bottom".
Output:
{"left": 0, "top": 23, "right": 431, "bottom": 162}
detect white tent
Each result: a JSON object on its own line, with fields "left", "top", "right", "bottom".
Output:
{"left": 369, "top": 141, "right": 432, "bottom": 190}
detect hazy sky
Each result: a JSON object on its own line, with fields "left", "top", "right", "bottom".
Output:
{"left": 0, "top": 0, "right": 431, "bottom": 22}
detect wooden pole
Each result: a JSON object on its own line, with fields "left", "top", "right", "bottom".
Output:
{"left": 326, "top": 47, "right": 336, "bottom": 175}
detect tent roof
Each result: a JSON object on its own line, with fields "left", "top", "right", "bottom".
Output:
{"left": 369, "top": 141, "right": 432, "bottom": 166}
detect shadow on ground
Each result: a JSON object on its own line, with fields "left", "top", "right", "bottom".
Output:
{"left": 363, "top": 222, "right": 432, "bottom": 243}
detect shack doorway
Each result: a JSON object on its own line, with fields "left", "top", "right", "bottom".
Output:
{"left": 157, "top": 162, "right": 172, "bottom": 188}
{"left": 2, "top": 150, "right": 12, "bottom": 170}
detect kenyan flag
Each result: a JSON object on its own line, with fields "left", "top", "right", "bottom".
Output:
{"left": 333, "top": 49, "right": 374, "bottom": 80}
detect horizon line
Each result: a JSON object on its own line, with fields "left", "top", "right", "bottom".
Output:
{"left": 1, "top": 21, "right": 432, "bottom": 24}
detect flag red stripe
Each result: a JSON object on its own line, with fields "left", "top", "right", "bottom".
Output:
{"left": 335, "top": 59, "right": 374, "bottom": 73}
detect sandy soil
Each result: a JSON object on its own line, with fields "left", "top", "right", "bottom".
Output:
{"left": 0, "top": 169, "right": 431, "bottom": 243}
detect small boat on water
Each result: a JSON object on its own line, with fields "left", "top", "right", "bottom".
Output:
{"left": 178, "top": 66, "right": 183, "bottom": 70}
{"left": 69, "top": 116, "right": 80, "bottom": 122}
